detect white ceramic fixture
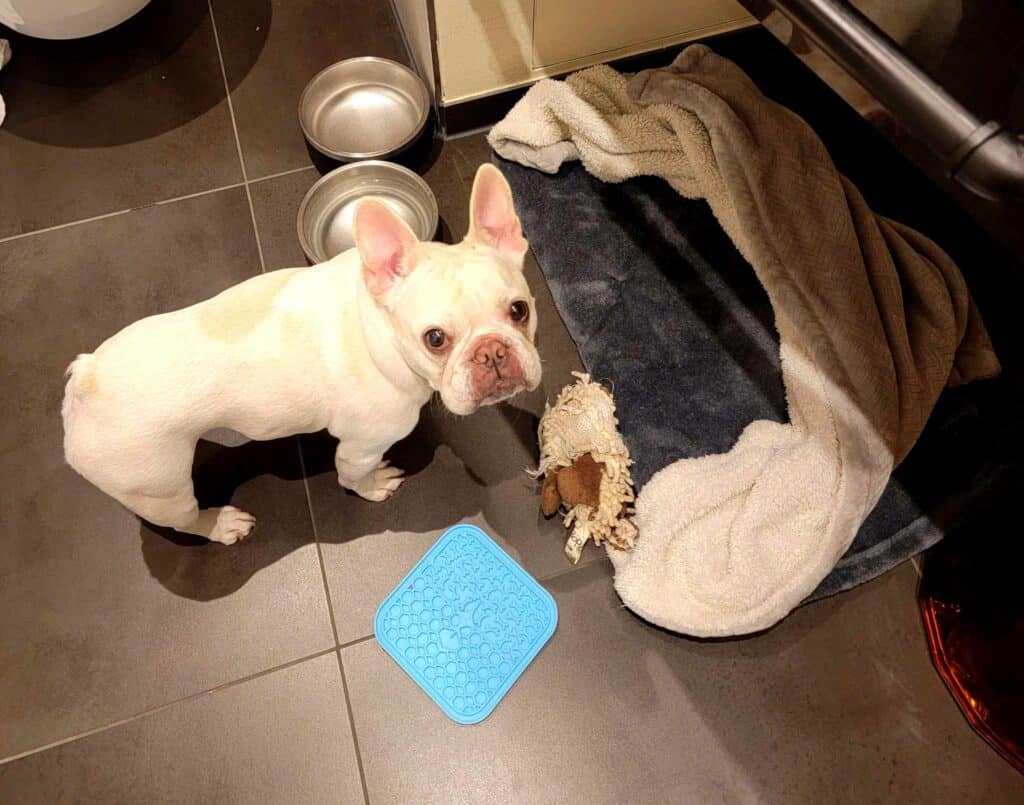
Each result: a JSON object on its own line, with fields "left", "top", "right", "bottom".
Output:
{"left": 0, "top": 0, "right": 151, "bottom": 40}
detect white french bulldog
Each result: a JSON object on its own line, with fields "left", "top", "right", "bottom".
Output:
{"left": 62, "top": 164, "right": 541, "bottom": 545}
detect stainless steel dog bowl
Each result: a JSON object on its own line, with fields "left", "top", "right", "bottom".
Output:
{"left": 297, "top": 161, "right": 439, "bottom": 263}
{"left": 298, "top": 57, "right": 430, "bottom": 161}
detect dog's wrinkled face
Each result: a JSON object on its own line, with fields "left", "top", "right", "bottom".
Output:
{"left": 353, "top": 164, "right": 541, "bottom": 415}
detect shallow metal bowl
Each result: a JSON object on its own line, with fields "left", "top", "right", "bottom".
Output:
{"left": 298, "top": 57, "right": 430, "bottom": 161}
{"left": 297, "top": 161, "right": 439, "bottom": 264}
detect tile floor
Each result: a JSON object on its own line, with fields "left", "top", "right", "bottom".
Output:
{"left": 1, "top": 1, "right": 1021, "bottom": 801}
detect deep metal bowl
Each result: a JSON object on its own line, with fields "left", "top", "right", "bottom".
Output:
{"left": 298, "top": 57, "right": 430, "bottom": 161}
{"left": 297, "top": 161, "right": 439, "bottom": 264}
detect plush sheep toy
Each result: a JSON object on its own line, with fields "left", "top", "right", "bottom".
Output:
{"left": 534, "top": 373, "right": 638, "bottom": 562}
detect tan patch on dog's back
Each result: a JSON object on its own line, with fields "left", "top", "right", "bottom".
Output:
{"left": 336, "top": 303, "right": 372, "bottom": 381}
{"left": 198, "top": 269, "right": 298, "bottom": 343}
{"left": 279, "top": 311, "right": 318, "bottom": 354}
{"left": 76, "top": 364, "right": 99, "bottom": 395}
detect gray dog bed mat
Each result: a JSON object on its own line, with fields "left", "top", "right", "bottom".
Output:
{"left": 500, "top": 153, "right": 1021, "bottom": 601}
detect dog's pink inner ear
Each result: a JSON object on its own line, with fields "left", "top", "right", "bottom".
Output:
{"left": 469, "top": 164, "right": 528, "bottom": 256}
{"left": 354, "top": 200, "right": 419, "bottom": 295}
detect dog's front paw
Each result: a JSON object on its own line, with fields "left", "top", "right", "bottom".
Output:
{"left": 208, "top": 505, "right": 256, "bottom": 545}
{"left": 350, "top": 460, "right": 405, "bottom": 502}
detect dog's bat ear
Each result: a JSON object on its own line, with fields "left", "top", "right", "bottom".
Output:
{"left": 468, "top": 164, "right": 528, "bottom": 260}
{"left": 353, "top": 199, "right": 420, "bottom": 295}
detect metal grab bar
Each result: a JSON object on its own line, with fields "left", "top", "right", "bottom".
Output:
{"left": 765, "top": 0, "right": 1024, "bottom": 202}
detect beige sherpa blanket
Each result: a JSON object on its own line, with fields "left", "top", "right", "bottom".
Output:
{"left": 489, "top": 45, "right": 1000, "bottom": 636}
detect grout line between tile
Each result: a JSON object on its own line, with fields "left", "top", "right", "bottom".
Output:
{"left": 154, "top": 182, "right": 246, "bottom": 207}
{"left": 248, "top": 165, "right": 317, "bottom": 186}
{"left": 241, "top": 186, "right": 267, "bottom": 273}
{"left": 335, "top": 650, "right": 371, "bottom": 805}
{"left": 206, "top": 0, "right": 266, "bottom": 274}
{"left": 294, "top": 439, "right": 370, "bottom": 804}
{"left": 339, "top": 633, "right": 377, "bottom": 651}
{"left": 0, "top": 163, "right": 315, "bottom": 249}
{"left": 0, "top": 182, "right": 248, "bottom": 245}
{"left": 0, "top": 208, "right": 141, "bottom": 245}
{"left": 0, "top": 646, "right": 337, "bottom": 767}
{"left": 294, "top": 438, "right": 341, "bottom": 647}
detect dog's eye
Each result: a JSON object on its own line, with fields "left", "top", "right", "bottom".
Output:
{"left": 510, "top": 300, "right": 530, "bottom": 323}
{"left": 423, "top": 328, "right": 447, "bottom": 351}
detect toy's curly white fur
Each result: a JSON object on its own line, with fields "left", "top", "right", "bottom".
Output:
{"left": 535, "top": 372, "right": 637, "bottom": 563}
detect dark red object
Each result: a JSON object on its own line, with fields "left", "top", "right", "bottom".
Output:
{"left": 918, "top": 521, "right": 1024, "bottom": 773}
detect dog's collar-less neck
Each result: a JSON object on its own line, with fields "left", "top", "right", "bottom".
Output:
{"left": 354, "top": 278, "right": 431, "bottom": 402}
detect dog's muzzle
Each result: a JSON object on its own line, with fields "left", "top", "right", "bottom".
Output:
{"left": 468, "top": 336, "right": 527, "bottom": 405}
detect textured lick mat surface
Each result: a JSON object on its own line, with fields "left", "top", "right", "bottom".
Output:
{"left": 374, "top": 525, "right": 558, "bottom": 724}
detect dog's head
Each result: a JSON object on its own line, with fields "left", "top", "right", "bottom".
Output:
{"left": 354, "top": 164, "right": 541, "bottom": 415}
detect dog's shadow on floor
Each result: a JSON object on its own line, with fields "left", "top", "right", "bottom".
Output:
{"left": 139, "top": 403, "right": 542, "bottom": 601}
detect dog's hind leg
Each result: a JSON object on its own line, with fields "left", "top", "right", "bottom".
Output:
{"left": 119, "top": 488, "right": 256, "bottom": 545}
{"left": 68, "top": 429, "right": 255, "bottom": 544}
{"left": 63, "top": 357, "right": 256, "bottom": 544}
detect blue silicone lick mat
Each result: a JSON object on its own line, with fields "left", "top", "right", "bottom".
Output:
{"left": 374, "top": 524, "right": 558, "bottom": 725}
